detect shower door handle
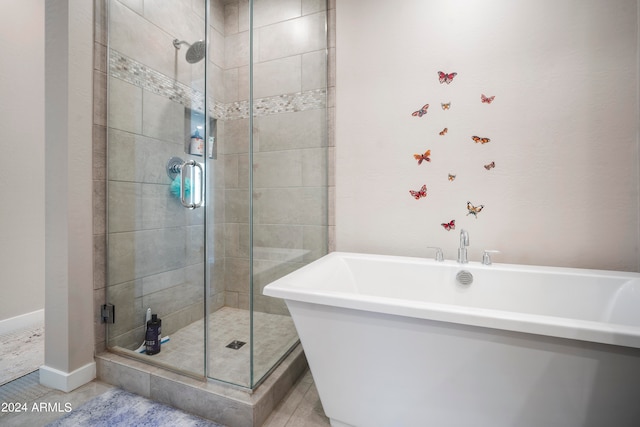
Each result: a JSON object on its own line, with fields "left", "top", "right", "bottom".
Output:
{"left": 191, "top": 160, "right": 204, "bottom": 208}
{"left": 180, "top": 160, "right": 204, "bottom": 209}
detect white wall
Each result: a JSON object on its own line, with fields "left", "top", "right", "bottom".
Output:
{"left": 335, "top": 0, "right": 640, "bottom": 271}
{"left": 41, "top": 0, "right": 95, "bottom": 391}
{"left": 0, "top": 0, "right": 45, "bottom": 322}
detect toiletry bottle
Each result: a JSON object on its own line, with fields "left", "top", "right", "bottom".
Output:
{"left": 145, "top": 314, "right": 162, "bottom": 355}
{"left": 189, "top": 129, "right": 204, "bottom": 156}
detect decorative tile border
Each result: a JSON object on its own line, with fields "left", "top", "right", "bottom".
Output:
{"left": 109, "top": 49, "right": 326, "bottom": 120}
{"left": 109, "top": 49, "right": 205, "bottom": 112}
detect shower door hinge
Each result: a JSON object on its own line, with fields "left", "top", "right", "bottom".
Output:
{"left": 101, "top": 303, "right": 115, "bottom": 324}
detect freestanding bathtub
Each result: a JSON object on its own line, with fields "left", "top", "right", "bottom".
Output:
{"left": 263, "top": 252, "right": 640, "bottom": 427}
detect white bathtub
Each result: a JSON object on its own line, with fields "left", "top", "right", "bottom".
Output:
{"left": 263, "top": 252, "right": 640, "bottom": 427}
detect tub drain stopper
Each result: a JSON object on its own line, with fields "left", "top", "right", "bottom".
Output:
{"left": 456, "top": 270, "right": 473, "bottom": 285}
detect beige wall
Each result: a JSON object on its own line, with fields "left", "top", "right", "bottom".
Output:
{"left": 42, "top": 0, "right": 95, "bottom": 391}
{"left": 335, "top": 0, "right": 640, "bottom": 272}
{"left": 0, "top": 0, "right": 45, "bottom": 323}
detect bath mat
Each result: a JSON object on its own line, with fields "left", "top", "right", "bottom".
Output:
{"left": 46, "top": 388, "right": 225, "bottom": 427}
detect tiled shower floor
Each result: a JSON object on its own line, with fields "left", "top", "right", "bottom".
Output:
{"left": 115, "top": 307, "right": 299, "bottom": 387}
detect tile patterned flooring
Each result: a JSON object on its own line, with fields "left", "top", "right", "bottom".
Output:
{"left": 0, "top": 369, "right": 330, "bottom": 427}
{"left": 0, "top": 323, "right": 45, "bottom": 385}
{"left": 263, "top": 370, "right": 330, "bottom": 427}
{"left": 0, "top": 313, "right": 330, "bottom": 426}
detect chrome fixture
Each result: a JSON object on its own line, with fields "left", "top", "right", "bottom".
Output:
{"left": 173, "top": 39, "right": 206, "bottom": 63}
{"left": 482, "top": 250, "right": 500, "bottom": 265}
{"left": 456, "top": 270, "right": 473, "bottom": 285}
{"left": 166, "top": 156, "right": 184, "bottom": 180}
{"left": 166, "top": 157, "right": 204, "bottom": 209}
{"left": 180, "top": 160, "right": 203, "bottom": 209}
{"left": 457, "top": 229, "right": 469, "bottom": 263}
{"left": 426, "top": 246, "right": 444, "bottom": 262}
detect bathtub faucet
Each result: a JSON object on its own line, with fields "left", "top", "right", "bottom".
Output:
{"left": 426, "top": 246, "right": 444, "bottom": 262}
{"left": 457, "top": 229, "right": 469, "bottom": 264}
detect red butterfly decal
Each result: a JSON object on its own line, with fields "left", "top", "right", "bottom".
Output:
{"left": 471, "top": 135, "right": 491, "bottom": 144}
{"left": 441, "top": 220, "right": 455, "bottom": 231}
{"left": 439, "top": 127, "right": 448, "bottom": 136}
{"left": 413, "top": 150, "right": 431, "bottom": 165}
{"left": 409, "top": 185, "right": 427, "bottom": 200}
{"left": 441, "top": 102, "right": 451, "bottom": 110}
{"left": 411, "top": 104, "right": 429, "bottom": 117}
{"left": 467, "top": 201, "right": 484, "bottom": 218}
{"left": 448, "top": 173, "right": 456, "bottom": 181}
{"left": 438, "top": 71, "right": 457, "bottom": 84}
{"left": 484, "top": 161, "right": 495, "bottom": 170}
{"left": 481, "top": 94, "right": 495, "bottom": 104}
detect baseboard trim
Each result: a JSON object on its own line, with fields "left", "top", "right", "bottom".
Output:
{"left": 39, "top": 361, "right": 96, "bottom": 392}
{"left": 0, "top": 309, "right": 44, "bottom": 335}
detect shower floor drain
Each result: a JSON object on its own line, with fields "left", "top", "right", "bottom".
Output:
{"left": 225, "top": 340, "right": 246, "bottom": 350}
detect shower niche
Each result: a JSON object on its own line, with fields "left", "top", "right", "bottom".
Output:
{"left": 184, "top": 108, "right": 217, "bottom": 159}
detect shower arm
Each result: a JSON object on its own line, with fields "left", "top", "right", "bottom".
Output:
{"left": 173, "top": 39, "right": 190, "bottom": 49}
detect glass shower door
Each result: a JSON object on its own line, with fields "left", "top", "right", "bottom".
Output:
{"left": 105, "top": 0, "right": 209, "bottom": 378}
{"left": 204, "top": 0, "right": 329, "bottom": 388}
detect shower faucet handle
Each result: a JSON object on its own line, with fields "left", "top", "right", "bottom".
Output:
{"left": 426, "top": 246, "right": 444, "bottom": 262}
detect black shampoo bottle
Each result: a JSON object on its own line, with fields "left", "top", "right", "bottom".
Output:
{"left": 145, "top": 314, "right": 162, "bottom": 355}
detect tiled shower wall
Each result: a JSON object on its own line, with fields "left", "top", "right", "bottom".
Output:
{"left": 93, "top": 0, "right": 337, "bottom": 354}
{"left": 221, "top": 0, "right": 330, "bottom": 314}
{"left": 94, "top": 0, "right": 108, "bottom": 355}
{"left": 104, "top": 0, "right": 215, "bottom": 350}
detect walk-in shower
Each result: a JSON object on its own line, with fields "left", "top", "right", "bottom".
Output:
{"left": 105, "top": 0, "right": 328, "bottom": 391}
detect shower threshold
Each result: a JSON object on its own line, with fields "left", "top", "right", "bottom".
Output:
{"left": 120, "top": 307, "right": 299, "bottom": 387}
{"left": 98, "top": 307, "right": 306, "bottom": 426}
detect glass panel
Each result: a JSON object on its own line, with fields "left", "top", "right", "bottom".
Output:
{"left": 205, "top": 0, "right": 252, "bottom": 387}
{"left": 250, "top": 0, "right": 329, "bottom": 387}
{"left": 105, "top": 0, "right": 209, "bottom": 378}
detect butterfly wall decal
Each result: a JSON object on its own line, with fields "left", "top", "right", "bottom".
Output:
{"left": 484, "top": 161, "right": 495, "bottom": 170}
{"left": 481, "top": 94, "right": 495, "bottom": 104}
{"left": 411, "top": 104, "right": 429, "bottom": 117}
{"left": 413, "top": 150, "right": 431, "bottom": 165}
{"left": 466, "top": 201, "right": 484, "bottom": 218}
{"left": 441, "top": 102, "right": 451, "bottom": 110}
{"left": 409, "top": 185, "right": 427, "bottom": 200}
{"left": 448, "top": 173, "right": 456, "bottom": 181}
{"left": 439, "top": 128, "right": 448, "bottom": 136}
{"left": 471, "top": 135, "right": 491, "bottom": 144}
{"left": 441, "top": 220, "right": 455, "bottom": 231}
{"left": 438, "top": 71, "right": 457, "bottom": 84}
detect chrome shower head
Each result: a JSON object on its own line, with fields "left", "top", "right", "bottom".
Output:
{"left": 185, "top": 40, "right": 206, "bottom": 64}
{"left": 172, "top": 39, "right": 206, "bottom": 64}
